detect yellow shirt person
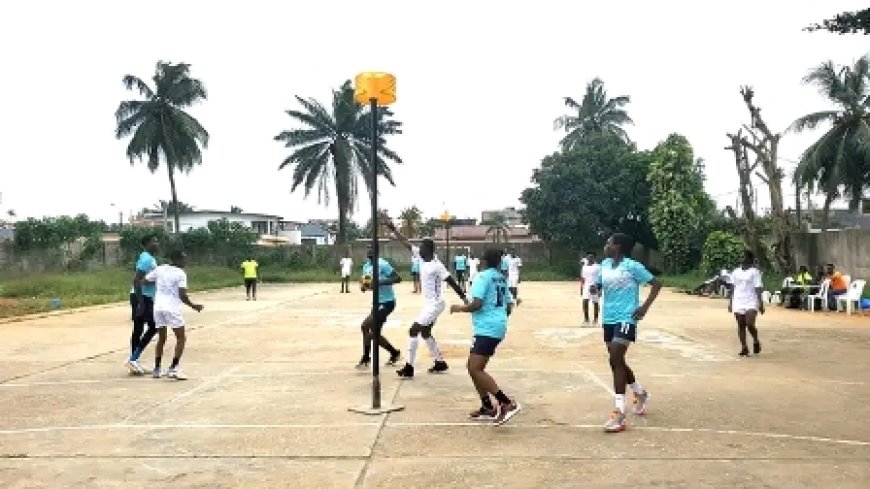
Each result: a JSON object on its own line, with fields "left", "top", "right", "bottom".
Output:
{"left": 241, "top": 259, "right": 259, "bottom": 301}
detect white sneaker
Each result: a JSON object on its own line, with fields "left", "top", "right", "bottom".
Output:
{"left": 126, "top": 360, "right": 143, "bottom": 375}
{"left": 152, "top": 369, "right": 164, "bottom": 379}
{"left": 166, "top": 368, "right": 187, "bottom": 380}
{"left": 134, "top": 361, "right": 151, "bottom": 375}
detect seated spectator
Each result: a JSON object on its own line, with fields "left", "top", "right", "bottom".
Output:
{"left": 785, "top": 266, "right": 814, "bottom": 309}
{"left": 814, "top": 265, "right": 826, "bottom": 283}
{"left": 826, "top": 263, "right": 849, "bottom": 310}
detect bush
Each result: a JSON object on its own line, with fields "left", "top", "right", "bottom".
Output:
{"left": 701, "top": 231, "right": 743, "bottom": 276}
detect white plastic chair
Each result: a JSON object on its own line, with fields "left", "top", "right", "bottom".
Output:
{"left": 836, "top": 279, "right": 866, "bottom": 315}
{"left": 808, "top": 279, "right": 830, "bottom": 312}
{"left": 782, "top": 277, "right": 795, "bottom": 288}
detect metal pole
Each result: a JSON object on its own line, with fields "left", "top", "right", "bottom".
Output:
{"left": 445, "top": 222, "right": 450, "bottom": 270}
{"left": 369, "top": 98, "right": 381, "bottom": 410}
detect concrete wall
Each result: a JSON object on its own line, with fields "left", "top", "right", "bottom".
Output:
{"left": 792, "top": 229, "right": 870, "bottom": 281}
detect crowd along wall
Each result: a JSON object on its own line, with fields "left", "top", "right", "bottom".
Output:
{"left": 791, "top": 229, "right": 870, "bottom": 281}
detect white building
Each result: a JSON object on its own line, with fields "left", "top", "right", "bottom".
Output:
{"left": 137, "top": 210, "right": 283, "bottom": 235}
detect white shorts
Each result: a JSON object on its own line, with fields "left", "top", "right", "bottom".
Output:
{"left": 341, "top": 272, "right": 350, "bottom": 278}
{"left": 581, "top": 286, "right": 599, "bottom": 302}
{"left": 508, "top": 275, "right": 519, "bottom": 287}
{"left": 732, "top": 299, "right": 759, "bottom": 315}
{"left": 154, "top": 310, "right": 185, "bottom": 329}
{"left": 415, "top": 301, "right": 446, "bottom": 326}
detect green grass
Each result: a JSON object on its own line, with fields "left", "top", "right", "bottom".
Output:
{"left": 0, "top": 265, "right": 340, "bottom": 319}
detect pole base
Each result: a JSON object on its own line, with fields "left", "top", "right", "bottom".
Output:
{"left": 348, "top": 404, "right": 405, "bottom": 415}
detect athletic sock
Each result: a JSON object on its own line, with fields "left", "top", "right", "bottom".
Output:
{"left": 129, "top": 347, "right": 143, "bottom": 362}
{"left": 494, "top": 390, "right": 511, "bottom": 405}
{"left": 481, "top": 395, "right": 494, "bottom": 410}
{"left": 629, "top": 382, "right": 644, "bottom": 395}
{"left": 615, "top": 394, "right": 626, "bottom": 413}
{"left": 407, "top": 336, "right": 419, "bottom": 367}
{"left": 170, "top": 357, "right": 180, "bottom": 369}
{"left": 154, "top": 357, "right": 162, "bottom": 370}
{"left": 424, "top": 337, "right": 444, "bottom": 362}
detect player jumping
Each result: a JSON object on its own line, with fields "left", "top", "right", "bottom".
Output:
{"left": 450, "top": 248, "right": 521, "bottom": 426}
{"left": 383, "top": 217, "right": 468, "bottom": 378}
{"left": 591, "top": 233, "right": 661, "bottom": 433}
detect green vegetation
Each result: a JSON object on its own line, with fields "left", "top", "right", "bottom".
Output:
{"left": 659, "top": 271, "right": 786, "bottom": 296}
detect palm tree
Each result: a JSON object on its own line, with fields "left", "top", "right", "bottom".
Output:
{"left": 115, "top": 62, "right": 208, "bottom": 234}
{"left": 275, "top": 80, "right": 403, "bottom": 244}
{"left": 398, "top": 206, "right": 423, "bottom": 238}
{"left": 554, "top": 78, "right": 633, "bottom": 151}
{"left": 483, "top": 214, "right": 510, "bottom": 244}
{"left": 789, "top": 55, "right": 870, "bottom": 230}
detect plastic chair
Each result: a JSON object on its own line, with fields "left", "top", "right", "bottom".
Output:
{"left": 808, "top": 279, "right": 830, "bottom": 312}
{"left": 836, "top": 279, "right": 866, "bottom": 315}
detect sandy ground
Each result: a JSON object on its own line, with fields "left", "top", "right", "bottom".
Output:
{"left": 1, "top": 282, "right": 869, "bottom": 488}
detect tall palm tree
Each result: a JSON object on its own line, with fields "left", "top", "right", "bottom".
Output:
{"left": 115, "top": 62, "right": 209, "bottom": 234}
{"left": 483, "top": 214, "right": 510, "bottom": 244}
{"left": 275, "top": 80, "right": 403, "bottom": 244}
{"left": 398, "top": 206, "right": 423, "bottom": 238}
{"left": 789, "top": 55, "right": 870, "bottom": 230}
{"left": 554, "top": 78, "right": 633, "bottom": 151}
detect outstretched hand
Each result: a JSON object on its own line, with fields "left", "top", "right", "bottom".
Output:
{"left": 450, "top": 304, "right": 464, "bottom": 314}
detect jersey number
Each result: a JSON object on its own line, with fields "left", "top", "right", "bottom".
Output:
{"left": 495, "top": 285, "right": 507, "bottom": 307}
{"left": 619, "top": 323, "right": 631, "bottom": 334}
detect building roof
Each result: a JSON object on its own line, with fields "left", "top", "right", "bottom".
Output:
{"left": 141, "top": 210, "right": 283, "bottom": 220}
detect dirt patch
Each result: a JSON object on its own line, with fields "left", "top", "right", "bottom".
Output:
{"left": 0, "top": 297, "right": 41, "bottom": 319}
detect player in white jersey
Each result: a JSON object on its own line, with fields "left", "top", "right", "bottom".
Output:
{"left": 727, "top": 249, "right": 764, "bottom": 356}
{"left": 468, "top": 252, "right": 481, "bottom": 286}
{"left": 144, "top": 250, "right": 203, "bottom": 380}
{"left": 339, "top": 251, "right": 353, "bottom": 293}
{"left": 580, "top": 251, "right": 601, "bottom": 326}
{"left": 383, "top": 216, "right": 468, "bottom": 378}
{"left": 506, "top": 250, "right": 523, "bottom": 306}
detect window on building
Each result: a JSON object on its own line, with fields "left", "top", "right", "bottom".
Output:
{"left": 862, "top": 199, "right": 870, "bottom": 215}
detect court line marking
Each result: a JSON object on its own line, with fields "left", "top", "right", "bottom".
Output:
{"left": 2, "top": 369, "right": 863, "bottom": 388}
{"left": 0, "top": 422, "right": 867, "bottom": 447}
{"left": 119, "top": 366, "right": 242, "bottom": 423}
{"left": 0, "top": 288, "right": 330, "bottom": 386}
{"left": 577, "top": 365, "right": 615, "bottom": 396}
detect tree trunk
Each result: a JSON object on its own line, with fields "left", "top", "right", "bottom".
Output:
{"left": 821, "top": 192, "right": 834, "bottom": 231}
{"left": 727, "top": 133, "right": 763, "bottom": 262}
{"left": 167, "top": 163, "right": 180, "bottom": 234}
{"left": 337, "top": 204, "right": 348, "bottom": 245}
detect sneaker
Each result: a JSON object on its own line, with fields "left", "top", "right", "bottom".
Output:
{"left": 604, "top": 410, "right": 627, "bottom": 432}
{"left": 386, "top": 352, "right": 401, "bottom": 366}
{"left": 126, "top": 360, "right": 143, "bottom": 375}
{"left": 356, "top": 357, "right": 370, "bottom": 370}
{"left": 428, "top": 360, "right": 449, "bottom": 374}
{"left": 738, "top": 347, "right": 750, "bottom": 357}
{"left": 166, "top": 368, "right": 187, "bottom": 380}
{"left": 468, "top": 406, "right": 498, "bottom": 421}
{"left": 135, "top": 362, "right": 152, "bottom": 375}
{"left": 633, "top": 390, "right": 650, "bottom": 415}
{"left": 494, "top": 401, "right": 522, "bottom": 426}
{"left": 753, "top": 342, "right": 762, "bottom": 355}
{"left": 396, "top": 363, "right": 414, "bottom": 378}
{"left": 152, "top": 369, "right": 164, "bottom": 379}
{"left": 582, "top": 320, "right": 590, "bottom": 327}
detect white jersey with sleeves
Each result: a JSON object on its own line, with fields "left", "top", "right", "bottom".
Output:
{"left": 412, "top": 245, "right": 451, "bottom": 325}
{"left": 729, "top": 266, "right": 762, "bottom": 313}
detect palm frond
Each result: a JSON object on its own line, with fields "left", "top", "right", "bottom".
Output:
{"left": 122, "top": 75, "right": 154, "bottom": 98}
{"left": 788, "top": 110, "right": 840, "bottom": 133}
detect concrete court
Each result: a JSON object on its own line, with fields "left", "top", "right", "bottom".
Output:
{"left": 0, "top": 282, "right": 869, "bottom": 488}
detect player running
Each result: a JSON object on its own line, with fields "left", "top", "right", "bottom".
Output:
{"left": 591, "top": 233, "right": 662, "bottom": 433}
{"left": 126, "top": 234, "right": 159, "bottom": 375}
{"left": 450, "top": 248, "right": 522, "bottom": 426}
{"left": 727, "top": 249, "right": 764, "bottom": 356}
{"left": 580, "top": 251, "right": 601, "bottom": 326}
{"left": 240, "top": 257, "right": 259, "bottom": 301}
{"left": 357, "top": 248, "right": 402, "bottom": 369}
{"left": 339, "top": 251, "right": 353, "bottom": 293}
{"left": 145, "top": 250, "right": 203, "bottom": 380}
{"left": 383, "top": 217, "right": 468, "bottom": 378}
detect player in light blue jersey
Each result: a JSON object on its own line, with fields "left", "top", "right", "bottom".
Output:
{"left": 451, "top": 248, "right": 522, "bottom": 426}
{"left": 357, "top": 248, "right": 402, "bottom": 369}
{"left": 591, "top": 233, "right": 662, "bottom": 433}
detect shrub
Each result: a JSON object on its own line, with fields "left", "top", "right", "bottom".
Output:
{"left": 701, "top": 231, "right": 743, "bottom": 276}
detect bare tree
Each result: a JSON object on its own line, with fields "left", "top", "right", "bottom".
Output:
{"left": 727, "top": 87, "right": 792, "bottom": 273}
{"left": 725, "top": 130, "right": 763, "bottom": 263}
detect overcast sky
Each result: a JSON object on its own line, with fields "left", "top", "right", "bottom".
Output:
{"left": 0, "top": 1, "right": 867, "bottom": 225}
